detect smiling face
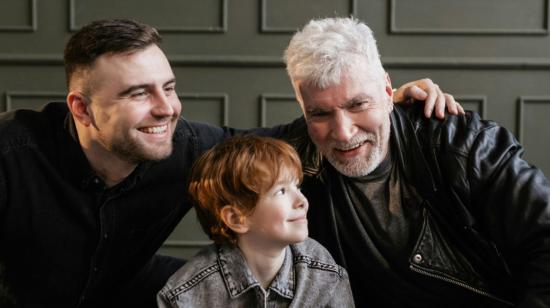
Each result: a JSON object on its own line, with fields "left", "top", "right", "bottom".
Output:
{"left": 296, "top": 63, "right": 394, "bottom": 177}
{"left": 241, "top": 168, "right": 309, "bottom": 248}
{"left": 82, "top": 44, "right": 181, "bottom": 164}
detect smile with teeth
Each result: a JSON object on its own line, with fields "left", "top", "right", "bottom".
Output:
{"left": 335, "top": 140, "right": 367, "bottom": 152}
{"left": 139, "top": 125, "right": 168, "bottom": 134}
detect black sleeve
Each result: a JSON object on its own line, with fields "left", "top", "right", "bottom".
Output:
{"left": 467, "top": 123, "right": 550, "bottom": 307}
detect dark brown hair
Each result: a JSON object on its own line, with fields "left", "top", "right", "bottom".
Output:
{"left": 188, "top": 135, "right": 303, "bottom": 245}
{"left": 63, "top": 19, "right": 161, "bottom": 89}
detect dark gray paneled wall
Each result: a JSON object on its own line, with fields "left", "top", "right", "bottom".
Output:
{"left": 1, "top": 0, "right": 549, "bottom": 258}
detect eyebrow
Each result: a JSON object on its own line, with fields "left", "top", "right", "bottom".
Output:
{"left": 343, "top": 95, "right": 373, "bottom": 107}
{"left": 305, "top": 95, "right": 373, "bottom": 114}
{"left": 117, "top": 78, "right": 176, "bottom": 97}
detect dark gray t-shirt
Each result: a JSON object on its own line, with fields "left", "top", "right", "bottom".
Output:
{"left": 336, "top": 153, "right": 477, "bottom": 307}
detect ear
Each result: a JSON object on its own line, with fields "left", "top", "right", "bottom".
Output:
{"left": 220, "top": 205, "right": 249, "bottom": 235}
{"left": 384, "top": 73, "right": 394, "bottom": 112}
{"left": 67, "top": 91, "right": 92, "bottom": 126}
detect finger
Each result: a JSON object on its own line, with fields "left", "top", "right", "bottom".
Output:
{"left": 444, "top": 93, "right": 458, "bottom": 115}
{"left": 423, "top": 84, "right": 438, "bottom": 118}
{"left": 457, "top": 102, "right": 465, "bottom": 114}
{"left": 435, "top": 86, "right": 446, "bottom": 119}
{"left": 406, "top": 85, "right": 428, "bottom": 102}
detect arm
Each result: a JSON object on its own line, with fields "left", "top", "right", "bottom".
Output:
{"left": 466, "top": 123, "right": 550, "bottom": 307}
{"left": 327, "top": 269, "right": 355, "bottom": 308}
{"left": 156, "top": 289, "right": 174, "bottom": 308}
{"left": 394, "top": 78, "right": 465, "bottom": 119}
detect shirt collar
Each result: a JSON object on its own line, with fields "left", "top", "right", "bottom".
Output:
{"left": 62, "top": 112, "right": 150, "bottom": 192}
{"left": 217, "top": 244, "right": 295, "bottom": 300}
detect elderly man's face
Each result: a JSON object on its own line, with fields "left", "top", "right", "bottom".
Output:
{"left": 296, "top": 68, "right": 393, "bottom": 177}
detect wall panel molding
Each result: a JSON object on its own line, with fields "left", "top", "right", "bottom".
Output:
{"left": 0, "top": 0, "right": 37, "bottom": 32}
{"left": 260, "top": 0, "right": 357, "bottom": 33}
{"left": 5, "top": 91, "right": 66, "bottom": 111}
{"left": 3, "top": 54, "right": 550, "bottom": 70}
{"left": 69, "top": 0, "right": 228, "bottom": 33}
{"left": 259, "top": 93, "right": 298, "bottom": 127}
{"left": 179, "top": 92, "right": 229, "bottom": 126}
{"left": 389, "top": 0, "right": 549, "bottom": 35}
{"left": 161, "top": 240, "right": 212, "bottom": 248}
{"left": 455, "top": 95, "right": 487, "bottom": 119}
{"left": 517, "top": 96, "right": 550, "bottom": 143}
{"left": 0, "top": 54, "right": 62, "bottom": 65}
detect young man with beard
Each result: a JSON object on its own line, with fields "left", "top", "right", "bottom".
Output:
{"left": 0, "top": 19, "right": 460, "bottom": 307}
{"left": 284, "top": 17, "right": 550, "bottom": 307}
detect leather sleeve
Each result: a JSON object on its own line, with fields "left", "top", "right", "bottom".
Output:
{"left": 466, "top": 123, "right": 550, "bottom": 307}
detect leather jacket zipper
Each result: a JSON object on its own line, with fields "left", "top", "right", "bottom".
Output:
{"left": 409, "top": 264, "right": 514, "bottom": 306}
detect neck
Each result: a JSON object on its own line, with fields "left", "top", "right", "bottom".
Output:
{"left": 76, "top": 125, "right": 137, "bottom": 187}
{"left": 237, "top": 238, "right": 286, "bottom": 290}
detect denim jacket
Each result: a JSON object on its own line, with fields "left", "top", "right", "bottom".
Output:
{"left": 157, "top": 238, "right": 354, "bottom": 307}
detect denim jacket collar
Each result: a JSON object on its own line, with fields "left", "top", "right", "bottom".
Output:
{"left": 217, "top": 244, "right": 295, "bottom": 300}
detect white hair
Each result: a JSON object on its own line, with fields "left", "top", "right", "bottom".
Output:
{"left": 284, "top": 17, "right": 385, "bottom": 88}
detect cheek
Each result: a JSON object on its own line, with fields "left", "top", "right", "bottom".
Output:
{"left": 356, "top": 110, "right": 389, "bottom": 132}
{"left": 172, "top": 98, "right": 182, "bottom": 114}
{"left": 307, "top": 123, "right": 329, "bottom": 144}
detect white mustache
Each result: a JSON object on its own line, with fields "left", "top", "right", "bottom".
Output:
{"left": 329, "top": 133, "right": 377, "bottom": 150}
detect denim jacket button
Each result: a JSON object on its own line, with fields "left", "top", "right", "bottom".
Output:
{"left": 413, "top": 254, "right": 423, "bottom": 264}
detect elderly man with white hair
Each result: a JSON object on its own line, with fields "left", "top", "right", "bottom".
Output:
{"left": 284, "top": 17, "right": 550, "bottom": 307}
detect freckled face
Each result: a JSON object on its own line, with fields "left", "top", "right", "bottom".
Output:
{"left": 297, "top": 67, "right": 393, "bottom": 177}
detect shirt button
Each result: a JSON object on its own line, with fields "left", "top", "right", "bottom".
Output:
{"left": 93, "top": 267, "right": 99, "bottom": 272}
{"left": 103, "top": 233, "right": 108, "bottom": 239}
{"left": 93, "top": 177, "right": 100, "bottom": 184}
{"left": 413, "top": 254, "right": 423, "bottom": 264}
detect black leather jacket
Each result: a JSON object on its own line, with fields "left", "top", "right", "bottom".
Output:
{"left": 289, "top": 104, "right": 550, "bottom": 307}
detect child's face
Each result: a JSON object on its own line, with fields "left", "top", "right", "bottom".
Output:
{"left": 244, "top": 168, "right": 309, "bottom": 247}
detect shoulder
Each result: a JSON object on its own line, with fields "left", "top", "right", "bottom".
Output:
{"left": 291, "top": 238, "right": 348, "bottom": 280}
{"left": 394, "top": 103, "right": 514, "bottom": 155}
{"left": 160, "top": 244, "right": 222, "bottom": 301}
{"left": 0, "top": 102, "right": 68, "bottom": 150}
{"left": 173, "top": 118, "right": 228, "bottom": 154}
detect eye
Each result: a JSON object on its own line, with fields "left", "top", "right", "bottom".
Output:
{"left": 164, "top": 85, "right": 176, "bottom": 95}
{"left": 131, "top": 90, "right": 148, "bottom": 99}
{"left": 348, "top": 101, "right": 367, "bottom": 111}
{"left": 275, "top": 187, "right": 286, "bottom": 196}
{"left": 307, "top": 110, "right": 331, "bottom": 121}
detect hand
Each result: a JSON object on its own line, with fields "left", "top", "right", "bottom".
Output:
{"left": 393, "top": 78, "right": 465, "bottom": 119}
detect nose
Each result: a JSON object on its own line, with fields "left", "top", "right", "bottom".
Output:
{"left": 330, "top": 110, "right": 356, "bottom": 142}
{"left": 293, "top": 189, "right": 309, "bottom": 212}
{"left": 151, "top": 91, "right": 175, "bottom": 118}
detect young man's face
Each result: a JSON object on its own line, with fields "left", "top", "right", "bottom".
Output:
{"left": 296, "top": 64, "right": 394, "bottom": 177}
{"left": 83, "top": 44, "right": 181, "bottom": 163}
{"left": 243, "top": 168, "right": 309, "bottom": 248}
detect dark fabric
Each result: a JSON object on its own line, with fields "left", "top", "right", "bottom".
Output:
{"left": 342, "top": 153, "right": 444, "bottom": 307}
{"left": 345, "top": 152, "right": 419, "bottom": 266}
{"left": 0, "top": 103, "right": 228, "bottom": 307}
{"left": 0, "top": 102, "right": 306, "bottom": 307}
{"left": 297, "top": 104, "right": 550, "bottom": 308}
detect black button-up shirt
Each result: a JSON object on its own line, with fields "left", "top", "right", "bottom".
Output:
{"left": 0, "top": 103, "right": 231, "bottom": 307}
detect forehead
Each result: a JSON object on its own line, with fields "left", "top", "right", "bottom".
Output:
{"left": 299, "top": 72, "right": 384, "bottom": 108}
{"left": 89, "top": 45, "right": 174, "bottom": 88}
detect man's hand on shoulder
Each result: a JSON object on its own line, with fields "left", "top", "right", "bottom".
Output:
{"left": 393, "top": 78, "right": 465, "bottom": 119}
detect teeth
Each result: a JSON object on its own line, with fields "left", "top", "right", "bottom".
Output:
{"left": 140, "top": 125, "right": 167, "bottom": 134}
{"left": 336, "top": 141, "right": 364, "bottom": 151}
